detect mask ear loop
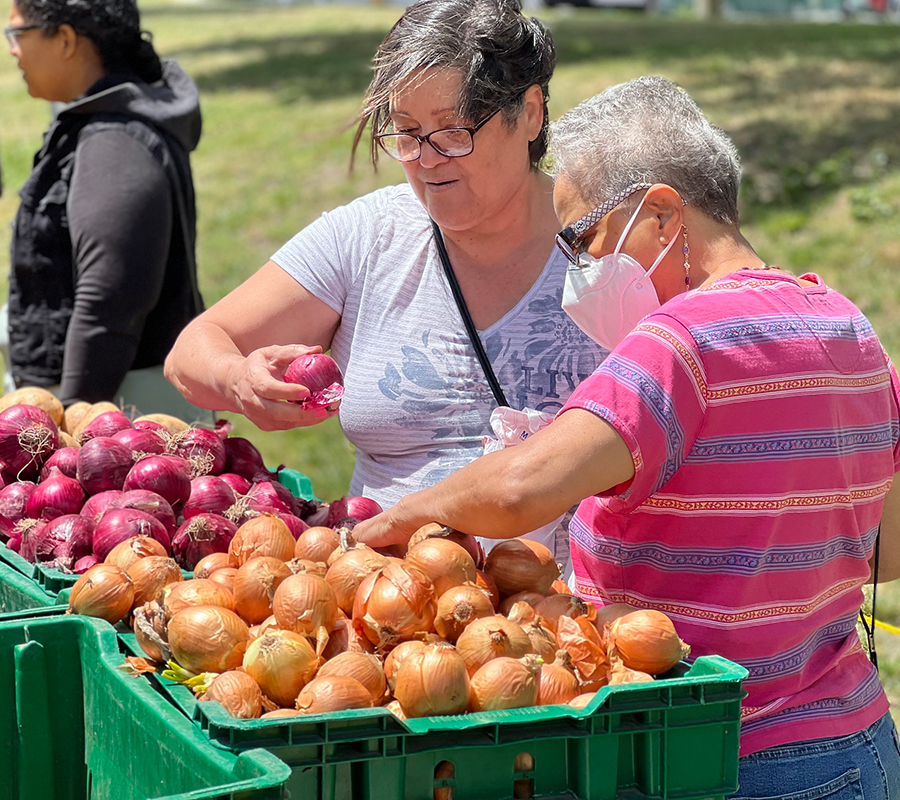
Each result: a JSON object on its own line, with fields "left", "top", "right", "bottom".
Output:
{"left": 613, "top": 191, "right": 649, "bottom": 255}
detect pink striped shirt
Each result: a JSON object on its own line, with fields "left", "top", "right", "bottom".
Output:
{"left": 559, "top": 270, "right": 900, "bottom": 757}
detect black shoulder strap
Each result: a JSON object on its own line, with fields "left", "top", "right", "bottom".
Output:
{"left": 431, "top": 220, "right": 508, "bottom": 408}
{"left": 860, "top": 527, "right": 880, "bottom": 670}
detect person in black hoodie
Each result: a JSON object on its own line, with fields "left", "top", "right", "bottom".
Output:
{"left": 4, "top": 0, "right": 206, "bottom": 415}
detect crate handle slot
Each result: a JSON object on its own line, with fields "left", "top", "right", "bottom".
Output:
{"left": 434, "top": 759, "right": 455, "bottom": 800}
{"left": 514, "top": 751, "right": 535, "bottom": 799}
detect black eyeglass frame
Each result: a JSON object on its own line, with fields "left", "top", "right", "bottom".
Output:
{"left": 555, "top": 182, "right": 654, "bottom": 267}
{"left": 375, "top": 107, "right": 504, "bottom": 163}
{"left": 4, "top": 24, "right": 43, "bottom": 47}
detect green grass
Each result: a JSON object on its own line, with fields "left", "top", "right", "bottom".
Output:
{"left": 3, "top": 0, "right": 900, "bottom": 718}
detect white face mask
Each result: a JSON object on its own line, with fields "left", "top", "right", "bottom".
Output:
{"left": 561, "top": 193, "right": 679, "bottom": 351}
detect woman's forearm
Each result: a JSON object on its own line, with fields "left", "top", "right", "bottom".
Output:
{"left": 165, "top": 319, "right": 245, "bottom": 412}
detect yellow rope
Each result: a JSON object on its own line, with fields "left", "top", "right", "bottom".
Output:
{"left": 862, "top": 614, "right": 900, "bottom": 637}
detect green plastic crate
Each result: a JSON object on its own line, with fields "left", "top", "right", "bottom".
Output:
{"left": 0, "top": 615, "right": 290, "bottom": 800}
{"left": 277, "top": 467, "right": 318, "bottom": 502}
{"left": 123, "top": 633, "right": 747, "bottom": 800}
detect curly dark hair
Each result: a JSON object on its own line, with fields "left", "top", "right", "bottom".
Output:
{"left": 15, "top": 0, "right": 162, "bottom": 84}
{"left": 353, "top": 0, "right": 556, "bottom": 170}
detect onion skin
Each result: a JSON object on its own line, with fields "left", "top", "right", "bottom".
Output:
{"left": 171, "top": 514, "right": 237, "bottom": 571}
{"left": 26, "top": 468, "right": 85, "bottom": 520}
{"left": 243, "top": 629, "right": 319, "bottom": 708}
{"left": 81, "top": 490, "right": 122, "bottom": 524}
{"left": 406, "top": 538, "right": 476, "bottom": 597}
{"left": 41, "top": 447, "right": 80, "bottom": 480}
{"left": 317, "top": 652, "right": 387, "bottom": 705}
{"left": 208, "top": 567, "right": 238, "bottom": 592}
{"left": 272, "top": 573, "right": 338, "bottom": 653}
{"left": 233, "top": 556, "right": 292, "bottom": 624}
{"left": 127, "top": 556, "right": 183, "bottom": 608}
{"left": 167, "top": 605, "right": 249, "bottom": 673}
{"left": 228, "top": 515, "right": 295, "bottom": 567}
{"left": 222, "top": 437, "right": 271, "bottom": 482}
{"left": 105, "top": 535, "right": 168, "bottom": 571}
{"left": 283, "top": 353, "right": 345, "bottom": 411}
{"left": 40, "top": 514, "right": 95, "bottom": 571}
{"left": 92, "top": 508, "right": 170, "bottom": 561}
{"left": 76, "top": 437, "right": 134, "bottom": 494}
{"left": 485, "top": 538, "right": 560, "bottom": 597}
{"left": 594, "top": 603, "right": 639, "bottom": 640}
{"left": 295, "top": 675, "right": 372, "bottom": 714}
{"left": 469, "top": 655, "right": 541, "bottom": 712}
{"left": 73, "top": 554, "right": 100, "bottom": 574}
{"left": 219, "top": 473, "right": 252, "bottom": 496}
{"left": 556, "top": 615, "right": 609, "bottom": 683}
{"left": 352, "top": 563, "right": 437, "bottom": 652}
{"left": 167, "top": 428, "right": 226, "bottom": 477}
{"left": 345, "top": 496, "right": 382, "bottom": 522}
{"left": 407, "top": 523, "right": 485, "bottom": 570}
{"left": 538, "top": 651, "right": 580, "bottom": 706}
{"left": 109, "top": 490, "right": 177, "bottom": 535}
{"left": 606, "top": 610, "right": 690, "bottom": 675}
{"left": 569, "top": 692, "right": 597, "bottom": 709}
{"left": 523, "top": 619, "right": 557, "bottom": 662}
{"left": 321, "top": 617, "right": 375, "bottom": 661}
{"left": 202, "top": 671, "right": 262, "bottom": 719}
{"left": 383, "top": 640, "right": 426, "bottom": 693}
{"left": 456, "top": 615, "right": 532, "bottom": 676}
{"left": 325, "top": 544, "right": 389, "bottom": 615}
{"left": 0, "top": 404, "right": 59, "bottom": 478}
{"left": 123, "top": 455, "right": 192, "bottom": 512}
{"left": 434, "top": 584, "right": 494, "bottom": 643}
{"left": 68, "top": 563, "right": 134, "bottom": 624}
{"left": 294, "top": 526, "right": 340, "bottom": 563}
{"left": 498, "top": 591, "right": 545, "bottom": 616}
{"left": 161, "top": 578, "right": 235, "bottom": 619}
{"left": 194, "top": 551, "right": 231, "bottom": 579}
{"left": 77, "top": 411, "right": 132, "bottom": 444}
{"left": 112, "top": 427, "right": 167, "bottom": 456}
{"left": 533, "top": 594, "right": 589, "bottom": 635}
{"left": 0, "top": 481, "right": 36, "bottom": 524}
{"left": 395, "top": 643, "right": 470, "bottom": 718}
{"left": 133, "top": 601, "right": 170, "bottom": 662}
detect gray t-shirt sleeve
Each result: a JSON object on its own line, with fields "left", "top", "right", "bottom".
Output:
{"left": 271, "top": 189, "right": 388, "bottom": 313}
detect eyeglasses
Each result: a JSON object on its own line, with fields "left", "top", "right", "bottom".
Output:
{"left": 375, "top": 107, "right": 503, "bottom": 163}
{"left": 4, "top": 24, "right": 42, "bottom": 47}
{"left": 555, "top": 183, "right": 653, "bottom": 266}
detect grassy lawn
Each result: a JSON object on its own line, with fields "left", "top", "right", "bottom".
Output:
{"left": 2, "top": 0, "right": 900, "bottom": 717}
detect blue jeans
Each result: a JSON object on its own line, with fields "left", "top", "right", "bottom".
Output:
{"left": 729, "top": 712, "right": 900, "bottom": 799}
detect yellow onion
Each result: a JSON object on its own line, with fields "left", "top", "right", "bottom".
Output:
{"left": 243, "top": 629, "right": 319, "bottom": 708}
{"left": 506, "top": 601, "right": 536, "bottom": 626}
{"left": 127, "top": 556, "right": 183, "bottom": 609}
{"left": 233, "top": 556, "right": 292, "bottom": 624}
{"left": 317, "top": 651, "right": 387, "bottom": 705}
{"left": 533, "top": 594, "right": 589, "bottom": 635}
{"left": 455, "top": 615, "right": 531, "bottom": 676}
{"left": 407, "top": 523, "right": 485, "bottom": 569}
{"left": 321, "top": 617, "right": 375, "bottom": 660}
{"left": 523, "top": 618, "right": 557, "bottom": 662}
{"left": 352, "top": 563, "right": 436, "bottom": 651}
{"left": 162, "top": 578, "right": 234, "bottom": 619}
{"left": 295, "top": 675, "right": 373, "bottom": 714}
{"left": 133, "top": 601, "right": 170, "bottom": 662}
{"left": 498, "top": 591, "right": 545, "bottom": 616}
{"left": 286, "top": 558, "right": 327, "bottom": 577}
{"left": 194, "top": 552, "right": 231, "bottom": 579}
{"left": 105, "top": 535, "right": 168, "bottom": 570}
{"left": 227, "top": 515, "right": 294, "bottom": 567}
{"left": 538, "top": 650, "right": 579, "bottom": 706}
{"left": 325, "top": 544, "right": 389, "bottom": 614}
{"left": 606, "top": 610, "right": 690, "bottom": 675}
{"left": 555, "top": 615, "right": 608, "bottom": 683}
{"left": 594, "top": 603, "right": 639, "bottom": 640}
{"left": 272, "top": 572, "right": 338, "bottom": 656}
{"left": 383, "top": 640, "right": 426, "bottom": 693}
{"left": 326, "top": 547, "right": 344, "bottom": 567}
{"left": 569, "top": 692, "right": 597, "bottom": 709}
{"left": 251, "top": 615, "right": 281, "bottom": 640}
{"left": 395, "top": 642, "right": 469, "bottom": 718}
{"left": 405, "top": 538, "right": 476, "bottom": 597}
{"left": 434, "top": 583, "right": 493, "bottom": 642}
{"left": 261, "top": 709, "right": 301, "bottom": 719}
{"left": 68, "top": 564, "right": 134, "bottom": 623}
{"left": 469, "top": 655, "right": 541, "bottom": 712}
{"left": 167, "top": 605, "right": 249, "bottom": 673}
{"left": 294, "top": 526, "right": 341, "bottom": 562}
{"left": 475, "top": 569, "right": 500, "bottom": 611}
{"left": 485, "top": 539, "right": 559, "bottom": 597}
{"left": 209, "top": 567, "right": 237, "bottom": 592}
{"left": 202, "top": 671, "right": 262, "bottom": 719}
{"left": 385, "top": 699, "right": 407, "bottom": 721}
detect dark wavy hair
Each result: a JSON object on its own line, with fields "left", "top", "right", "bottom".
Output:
{"left": 15, "top": 0, "right": 163, "bottom": 84}
{"left": 353, "top": 0, "right": 556, "bottom": 170}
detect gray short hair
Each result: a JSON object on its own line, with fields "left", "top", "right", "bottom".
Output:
{"left": 550, "top": 77, "right": 741, "bottom": 225}
{"left": 353, "top": 0, "right": 555, "bottom": 169}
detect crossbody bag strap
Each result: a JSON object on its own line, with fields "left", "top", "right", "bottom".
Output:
{"left": 860, "top": 526, "right": 881, "bottom": 670}
{"left": 431, "top": 220, "right": 508, "bottom": 408}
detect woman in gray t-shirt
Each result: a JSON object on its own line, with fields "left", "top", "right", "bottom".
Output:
{"left": 165, "top": 0, "right": 607, "bottom": 545}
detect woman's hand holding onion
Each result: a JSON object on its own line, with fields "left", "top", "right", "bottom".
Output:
{"left": 225, "top": 345, "right": 339, "bottom": 431}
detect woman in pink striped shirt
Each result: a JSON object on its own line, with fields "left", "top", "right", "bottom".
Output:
{"left": 357, "top": 77, "right": 900, "bottom": 799}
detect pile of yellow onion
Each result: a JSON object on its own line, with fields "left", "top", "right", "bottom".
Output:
{"left": 70, "top": 516, "right": 690, "bottom": 719}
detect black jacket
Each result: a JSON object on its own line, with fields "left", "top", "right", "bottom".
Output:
{"left": 8, "top": 61, "right": 204, "bottom": 404}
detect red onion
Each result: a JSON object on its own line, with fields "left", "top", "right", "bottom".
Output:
{"left": 223, "top": 437, "right": 271, "bottom": 481}
{"left": 0, "top": 514, "right": 15, "bottom": 543}
{"left": 345, "top": 497, "right": 383, "bottom": 522}
{"left": 7, "top": 534, "right": 21, "bottom": 552}
{"left": 0, "top": 481, "right": 37, "bottom": 523}
{"left": 324, "top": 497, "right": 349, "bottom": 528}
{"left": 41, "top": 447, "right": 80, "bottom": 480}
{"left": 76, "top": 437, "right": 134, "bottom": 494}
{"left": 37, "top": 514, "right": 95, "bottom": 571}
{"left": 112, "top": 427, "right": 166, "bottom": 457}
{"left": 170, "top": 513, "right": 237, "bottom": 570}
{"left": 77, "top": 410, "right": 132, "bottom": 443}
{"left": 302, "top": 502, "right": 329, "bottom": 527}
{"left": 218, "top": 473, "right": 251, "bottom": 495}
{"left": 92, "top": 508, "right": 170, "bottom": 561}
{"left": 167, "top": 428, "right": 226, "bottom": 477}
{"left": 133, "top": 419, "right": 167, "bottom": 434}
{"left": 25, "top": 468, "right": 85, "bottom": 521}
{"left": 81, "top": 490, "right": 122, "bottom": 524}
{"left": 18, "top": 519, "right": 49, "bottom": 562}
{"left": 283, "top": 353, "right": 345, "bottom": 410}
{"left": 183, "top": 476, "right": 237, "bottom": 520}
{"left": 272, "top": 511, "right": 308, "bottom": 539}
{"left": 247, "top": 480, "right": 297, "bottom": 516}
{"left": 74, "top": 554, "right": 99, "bottom": 574}
{"left": 123, "top": 456, "right": 191, "bottom": 511}
{"left": 107, "top": 490, "right": 177, "bottom": 535}
{"left": 0, "top": 405, "right": 59, "bottom": 479}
